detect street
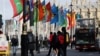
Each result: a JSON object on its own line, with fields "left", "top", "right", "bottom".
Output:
{"left": 10, "top": 47, "right": 100, "bottom": 56}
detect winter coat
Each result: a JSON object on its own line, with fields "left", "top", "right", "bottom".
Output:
{"left": 27, "top": 32, "right": 35, "bottom": 50}
{"left": 11, "top": 37, "right": 18, "bottom": 46}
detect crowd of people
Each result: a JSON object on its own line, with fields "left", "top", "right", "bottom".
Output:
{"left": 0, "top": 26, "right": 75, "bottom": 56}
{"left": 46, "top": 27, "right": 70, "bottom": 56}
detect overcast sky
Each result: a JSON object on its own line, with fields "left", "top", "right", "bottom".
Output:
{"left": 0, "top": 0, "right": 97, "bottom": 20}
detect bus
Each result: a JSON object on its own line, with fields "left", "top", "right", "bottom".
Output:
{"left": 75, "top": 18, "right": 99, "bottom": 51}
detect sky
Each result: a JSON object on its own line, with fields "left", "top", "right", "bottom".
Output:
{"left": 0, "top": 0, "right": 97, "bottom": 20}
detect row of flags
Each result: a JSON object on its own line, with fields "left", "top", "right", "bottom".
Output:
{"left": 10, "top": 0, "right": 82, "bottom": 29}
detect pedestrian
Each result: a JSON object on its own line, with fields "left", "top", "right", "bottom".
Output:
{"left": 61, "top": 27, "right": 70, "bottom": 56}
{"left": 11, "top": 35, "right": 18, "bottom": 56}
{"left": 46, "top": 32, "right": 54, "bottom": 56}
{"left": 57, "top": 31, "right": 64, "bottom": 56}
{"left": 52, "top": 32, "right": 59, "bottom": 56}
{"left": 27, "top": 29, "right": 35, "bottom": 56}
{"left": 5, "top": 33, "right": 9, "bottom": 41}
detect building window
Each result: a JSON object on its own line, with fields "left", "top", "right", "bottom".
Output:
{"left": 92, "top": 12, "right": 96, "bottom": 17}
{"left": 85, "top": 12, "right": 88, "bottom": 18}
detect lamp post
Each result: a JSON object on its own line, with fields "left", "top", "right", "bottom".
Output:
{"left": 87, "top": 8, "right": 90, "bottom": 18}
{"left": 95, "top": 8, "right": 97, "bottom": 19}
{"left": 69, "top": 2, "right": 73, "bottom": 44}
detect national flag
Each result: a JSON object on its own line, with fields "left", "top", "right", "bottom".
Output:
{"left": 10, "top": 0, "right": 23, "bottom": 17}
{"left": 67, "top": 12, "right": 76, "bottom": 29}
{"left": 29, "top": 0, "right": 34, "bottom": 26}
{"left": 42, "top": 0, "right": 45, "bottom": 5}
{"left": 58, "top": 7, "right": 67, "bottom": 26}
{"left": 50, "top": 14, "right": 58, "bottom": 24}
{"left": 50, "top": 4, "right": 58, "bottom": 24}
{"left": 46, "top": 2, "right": 52, "bottom": 22}
{"left": 29, "top": 0, "right": 34, "bottom": 11}
{"left": 33, "top": 5, "right": 38, "bottom": 22}
{"left": 71, "top": 12, "right": 76, "bottom": 27}
{"left": 38, "top": 1, "right": 44, "bottom": 21}
{"left": 51, "top": 4, "right": 58, "bottom": 14}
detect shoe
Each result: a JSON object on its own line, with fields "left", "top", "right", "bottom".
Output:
{"left": 13, "top": 53, "right": 16, "bottom": 56}
{"left": 46, "top": 55, "right": 50, "bottom": 56}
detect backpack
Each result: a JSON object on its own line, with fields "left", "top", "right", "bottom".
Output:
{"left": 58, "top": 34, "right": 64, "bottom": 44}
{"left": 28, "top": 33, "right": 34, "bottom": 43}
{"left": 66, "top": 34, "right": 69, "bottom": 43}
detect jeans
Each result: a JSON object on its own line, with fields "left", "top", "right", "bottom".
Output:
{"left": 12, "top": 46, "right": 18, "bottom": 55}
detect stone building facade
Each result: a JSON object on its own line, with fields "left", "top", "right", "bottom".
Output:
{"left": 68, "top": 0, "right": 100, "bottom": 26}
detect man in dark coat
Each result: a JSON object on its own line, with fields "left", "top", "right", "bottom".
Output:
{"left": 11, "top": 35, "right": 18, "bottom": 56}
{"left": 27, "top": 29, "right": 35, "bottom": 56}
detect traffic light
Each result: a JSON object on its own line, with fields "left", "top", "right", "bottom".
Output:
{"left": 0, "top": 14, "right": 3, "bottom": 28}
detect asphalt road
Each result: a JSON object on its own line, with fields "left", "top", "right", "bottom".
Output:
{"left": 9, "top": 47, "right": 100, "bottom": 56}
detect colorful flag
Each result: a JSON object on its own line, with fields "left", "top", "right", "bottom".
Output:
{"left": 38, "top": 1, "right": 44, "bottom": 21}
{"left": 33, "top": 5, "right": 38, "bottom": 22}
{"left": 58, "top": 7, "right": 67, "bottom": 26}
{"left": 42, "top": 0, "right": 45, "bottom": 5}
{"left": 51, "top": 4, "right": 58, "bottom": 14}
{"left": 71, "top": 12, "right": 76, "bottom": 27}
{"left": 29, "top": 0, "right": 34, "bottom": 26}
{"left": 50, "top": 14, "right": 58, "bottom": 24}
{"left": 46, "top": 2, "right": 52, "bottom": 22}
{"left": 67, "top": 12, "right": 76, "bottom": 29}
{"left": 10, "top": 0, "right": 23, "bottom": 17}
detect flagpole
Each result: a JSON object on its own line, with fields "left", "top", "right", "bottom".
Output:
{"left": 35, "top": 0, "right": 40, "bottom": 53}
{"left": 54, "top": 0, "right": 57, "bottom": 33}
{"left": 70, "top": 1, "right": 73, "bottom": 45}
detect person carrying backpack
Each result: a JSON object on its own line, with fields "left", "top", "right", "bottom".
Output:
{"left": 61, "top": 27, "right": 70, "bottom": 56}
{"left": 57, "top": 31, "right": 64, "bottom": 56}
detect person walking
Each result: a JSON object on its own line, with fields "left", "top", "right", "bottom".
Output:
{"left": 46, "top": 32, "right": 54, "bottom": 56}
{"left": 27, "top": 29, "right": 35, "bottom": 56}
{"left": 5, "top": 33, "right": 9, "bottom": 41}
{"left": 52, "top": 32, "right": 59, "bottom": 56}
{"left": 61, "top": 27, "right": 70, "bottom": 56}
{"left": 57, "top": 31, "right": 64, "bottom": 56}
{"left": 11, "top": 35, "right": 18, "bottom": 56}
